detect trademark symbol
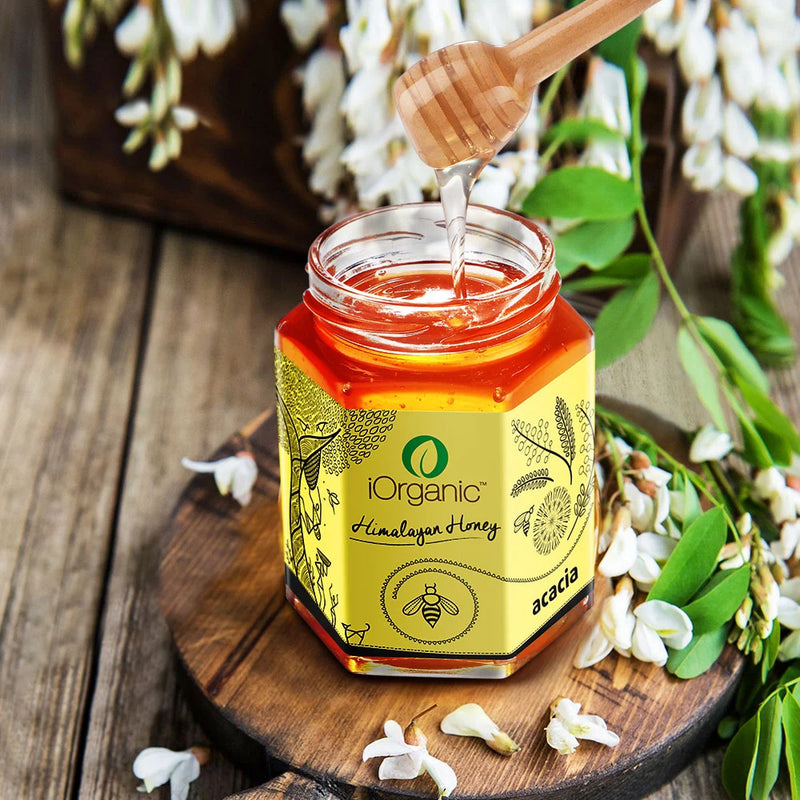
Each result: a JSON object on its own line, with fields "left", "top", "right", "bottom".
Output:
{"left": 479, "top": 481, "right": 487, "bottom": 487}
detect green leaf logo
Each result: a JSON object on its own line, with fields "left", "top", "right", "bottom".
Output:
{"left": 401, "top": 436, "right": 448, "bottom": 479}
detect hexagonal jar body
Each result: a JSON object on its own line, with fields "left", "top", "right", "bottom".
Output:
{"left": 275, "top": 203, "right": 595, "bottom": 678}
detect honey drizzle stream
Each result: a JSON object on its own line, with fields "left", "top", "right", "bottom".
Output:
{"left": 435, "top": 157, "right": 488, "bottom": 300}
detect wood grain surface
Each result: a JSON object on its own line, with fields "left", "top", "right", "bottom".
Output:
{"left": 0, "top": 3, "right": 152, "bottom": 797}
{"left": 2, "top": 1, "right": 800, "bottom": 798}
{"left": 159, "top": 411, "right": 742, "bottom": 800}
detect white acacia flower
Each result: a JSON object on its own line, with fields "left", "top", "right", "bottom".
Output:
{"left": 630, "top": 531, "right": 677, "bottom": 591}
{"left": 358, "top": 146, "right": 434, "bottom": 207}
{"left": 579, "top": 58, "right": 631, "bottom": 138}
{"left": 597, "top": 510, "right": 637, "bottom": 578}
{"left": 340, "top": 63, "right": 393, "bottom": 137}
{"left": 772, "top": 519, "right": 800, "bottom": 561}
{"left": 599, "top": 576, "right": 636, "bottom": 654}
{"left": 723, "top": 156, "right": 758, "bottom": 197}
{"left": 690, "top": 425, "right": 734, "bottom": 463}
{"left": 339, "top": 0, "right": 393, "bottom": 71}
{"left": 181, "top": 452, "right": 258, "bottom": 505}
{"left": 172, "top": 106, "right": 199, "bottom": 131}
{"left": 758, "top": 62, "right": 792, "bottom": 113}
{"left": 463, "top": 0, "right": 534, "bottom": 45}
{"left": 678, "top": 23, "right": 716, "bottom": 83}
{"left": 363, "top": 719, "right": 457, "bottom": 799}
{"left": 753, "top": 468, "right": 800, "bottom": 524}
{"left": 471, "top": 162, "right": 517, "bottom": 209}
{"left": 682, "top": 140, "right": 724, "bottom": 192}
{"left": 777, "top": 577, "right": 800, "bottom": 630}
{"left": 717, "top": 538, "right": 751, "bottom": 570}
{"left": 580, "top": 139, "right": 632, "bottom": 180}
{"left": 642, "top": 0, "right": 675, "bottom": 39}
{"left": 440, "top": 703, "right": 520, "bottom": 755}
{"left": 545, "top": 697, "right": 619, "bottom": 756}
{"left": 133, "top": 747, "right": 208, "bottom": 800}
{"left": 723, "top": 103, "right": 759, "bottom": 161}
{"left": 280, "top": 0, "right": 328, "bottom": 50}
{"left": 413, "top": 0, "right": 466, "bottom": 54}
{"left": 115, "top": 3, "right": 153, "bottom": 55}
{"left": 624, "top": 479, "right": 670, "bottom": 534}
{"left": 163, "top": 0, "right": 247, "bottom": 60}
{"left": 717, "top": 11, "right": 763, "bottom": 107}
{"left": 573, "top": 620, "right": 614, "bottom": 668}
{"left": 631, "top": 600, "right": 693, "bottom": 666}
{"left": 682, "top": 78, "right": 723, "bottom": 145}
{"left": 115, "top": 99, "right": 150, "bottom": 127}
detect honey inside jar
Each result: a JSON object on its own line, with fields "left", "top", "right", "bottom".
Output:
{"left": 275, "top": 202, "right": 594, "bottom": 678}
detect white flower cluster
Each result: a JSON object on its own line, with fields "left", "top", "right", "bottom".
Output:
{"left": 111, "top": 0, "right": 247, "bottom": 169}
{"left": 576, "top": 439, "right": 694, "bottom": 669}
{"left": 282, "top": 0, "right": 546, "bottom": 214}
{"left": 643, "top": 0, "right": 800, "bottom": 202}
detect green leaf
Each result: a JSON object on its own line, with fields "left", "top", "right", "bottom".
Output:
{"left": 681, "top": 474, "right": 703, "bottom": 527}
{"left": 756, "top": 422, "right": 794, "bottom": 467}
{"left": 751, "top": 695, "right": 783, "bottom": 800}
{"left": 733, "top": 373, "right": 800, "bottom": 455}
{"left": 720, "top": 715, "right": 740, "bottom": 740}
{"left": 598, "top": 17, "right": 643, "bottom": 80}
{"left": 677, "top": 326, "right": 728, "bottom": 432}
{"left": 782, "top": 692, "right": 800, "bottom": 800}
{"left": 522, "top": 166, "right": 640, "bottom": 220}
{"left": 561, "top": 253, "right": 651, "bottom": 293}
{"left": 696, "top": 316, "right": 770, "bottom": 394}
{"left": 594, "top": 270, "right": 660, "bottom": 369}
{"left": 648, "top": 507, "right": 727, "bottom": 606}
{"left": 542, "top": 117, "right": 624, "bottom": 147}
{"left": 762, "top": 621, "right": 782, "bottom": 683}
{"left": 722, "top": 711, "right": 760, "bottom": 800}
{"left": 554, "top": 217, "right": 635, "bottom": 272}
{"left": 666, "top": 624, "right": 730, "bottom": 679}
{"left": 736, "top": 409, "right": 774, "bottom": 470}
{"left": 682, "top": 566, "right": 750, "bottom": 636}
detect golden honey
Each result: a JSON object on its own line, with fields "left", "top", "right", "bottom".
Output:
{"left": 275, "top": 203, "right": 595, "bottom": 678}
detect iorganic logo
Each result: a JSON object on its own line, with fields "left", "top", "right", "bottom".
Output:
{"left": 401, "top": 435, "right": 449, "bottom": 478}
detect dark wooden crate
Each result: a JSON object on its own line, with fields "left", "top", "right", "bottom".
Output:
{"left": 44, "top": 0, "right": 322, "bottom": 253}
{"left": 44, "top": 6, "right": 698, "bottom": 260}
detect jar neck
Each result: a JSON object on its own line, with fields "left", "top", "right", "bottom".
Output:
{"left": 305, "top": 203, "right": 558, "bottom": 356}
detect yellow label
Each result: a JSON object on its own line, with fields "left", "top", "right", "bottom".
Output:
{"left": 275, "top": 349, "right": 595, "bottom": 659}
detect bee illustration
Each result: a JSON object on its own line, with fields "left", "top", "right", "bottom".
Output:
{"left": 402, "top": 584, "right": 459, "bottom": 629}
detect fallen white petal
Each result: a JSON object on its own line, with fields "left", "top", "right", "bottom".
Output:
{"left": 169, "top": 756, "right": 200, "bottom": 800}
{"left": 133, "top": 748, "right": 198, "bottom": 794}
{"left": 181, "top": 454, "right": 258, "bottom": 506}
{"left": 363, "top": 738, "right": 417, "bottom": 760}
{"left": 422, "top": 753, "right": 458, "bottom": 799}
{"left": 378, "top": 753, "right": 424, "bottom": 780}
{"left": 545, "top": 716, "right": 579, "bottom": 755}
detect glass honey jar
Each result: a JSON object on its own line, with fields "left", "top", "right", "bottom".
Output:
{"left": 275, "top": 203, "right": 595, "bottom": 678}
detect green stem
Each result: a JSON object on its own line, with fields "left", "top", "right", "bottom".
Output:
{"left": 538, "top": 64, "right": 570, "bottom": 127}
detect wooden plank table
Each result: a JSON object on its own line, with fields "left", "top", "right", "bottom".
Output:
{"left": 3, "top": 3, "right": 800, "bottom": 799}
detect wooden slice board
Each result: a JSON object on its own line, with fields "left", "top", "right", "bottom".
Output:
{"left": 160, "top": 408, "right": 743, "bottom": 800}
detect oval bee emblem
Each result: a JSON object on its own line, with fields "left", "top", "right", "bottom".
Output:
{"left": 382, "top": 564, "right": 478, "bottom": 645}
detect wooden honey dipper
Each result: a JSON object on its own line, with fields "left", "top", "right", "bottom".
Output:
{"left": 394, "top": 0, "right": 661, "bottom": 169}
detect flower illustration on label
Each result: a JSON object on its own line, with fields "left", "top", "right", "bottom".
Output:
{"left": 402, "top": 435, "right": 449, "bottom": 478}
{"left": 531, "top": 486, "right": 572, "bottom": 555}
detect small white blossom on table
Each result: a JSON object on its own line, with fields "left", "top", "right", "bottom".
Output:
{"left": 181, "top": 451, "right": 258, "bottom": 505}
{"left": 545, "top": 697, "right": 619, "bottom": 756}
{"left": 133, "top": 746, "right": 209, "bottom": 800}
